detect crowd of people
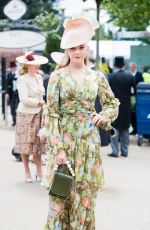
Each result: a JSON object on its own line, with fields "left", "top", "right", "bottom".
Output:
{"left": 2, "top": 12, "right": 149, "bottom": 230}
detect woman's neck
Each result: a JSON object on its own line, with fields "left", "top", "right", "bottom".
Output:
{"left": 28, "top": 70, "right": 37, "bottom": 77}
{"left": 68, "top": 62, "right": 86, "bottom": 71}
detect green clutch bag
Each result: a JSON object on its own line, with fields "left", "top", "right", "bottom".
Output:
{"left": 49, "top": 162, "right": 75, "bottom": 200}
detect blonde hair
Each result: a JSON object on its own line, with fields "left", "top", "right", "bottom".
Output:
{"left": 18, "top": 64, "right": 28, "bottom": 76}
{"left": 56, "top": 51, "right": 89, "bottom": 70}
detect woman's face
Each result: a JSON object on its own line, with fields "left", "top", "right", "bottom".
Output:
{"left": 67, "top": 44, "right": 88, "bottom": 64}
{"left": 27, "top": 64, "right": 40, "bottom": 73}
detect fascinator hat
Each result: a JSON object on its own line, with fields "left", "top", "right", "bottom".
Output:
{"left": 63, "top": 12, "right": 99, "bottom": 31}
{"left": 52, "top": 12, "right": 99, "bottom": 63}
{"left": 60, "top": 18, "right": 95, "bottom": 49}
{"left": 16, "top": 51, "right": 48, "bottom": 65}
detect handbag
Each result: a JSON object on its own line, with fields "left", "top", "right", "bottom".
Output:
{"left": 49, "top": 160, "right": 75, "bottom": 199}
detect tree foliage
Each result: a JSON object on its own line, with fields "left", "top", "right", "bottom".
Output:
{"left": 34, "top": 11, "right": 60, "bottom": 31}
{"left": 34, "top": 10, "right": 62, "bottom": 71}
{"left": 83, "top": 0, "right": 150, "bottom": 31}
{"left": 104, "top": 0, "right": 150, "bottom": 31}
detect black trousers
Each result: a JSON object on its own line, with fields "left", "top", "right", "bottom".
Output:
{"left": 131, "top": 110, "right": 137, "bottom": 133}
{"left": 10, "top": 92, "right": 19, "bottom": 124}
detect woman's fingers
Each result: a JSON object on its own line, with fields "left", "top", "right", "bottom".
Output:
{"left": 56, "top": 150, "right": 67, "bottom": 165}
{"left": 92, "top": 114, "right": 107, "bottom": 126}
{"left": 56, "top": 158, "right": 66, "bottom": 165}
{"left": 92, "top": 114, "right": 101, "bottom": 125}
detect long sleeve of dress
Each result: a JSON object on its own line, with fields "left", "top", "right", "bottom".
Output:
{"left": 44, "top": 71, "right": 63, "bottom": 154}
{"left": 97, "top": 72, "right": 120, "bottom": 130}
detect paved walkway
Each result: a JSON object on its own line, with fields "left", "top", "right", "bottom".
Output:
{"left": 0, "top": 118, "right": 150, "bottom": 230}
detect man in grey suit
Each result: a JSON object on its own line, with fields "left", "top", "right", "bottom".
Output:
{"left": 108, "top": 57, "right": 136, "bottom": 157}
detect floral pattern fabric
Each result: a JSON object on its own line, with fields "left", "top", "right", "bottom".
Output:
{"left": 45, "top": 182, "right": 97, "bottom": 230}
{"left": 44, "top": 67, "right": 119, "bottom": 187}
{"left": 44, "top": 67, "right": 119, "bottom": 229}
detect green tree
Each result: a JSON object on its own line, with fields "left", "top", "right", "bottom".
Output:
{"left": 34, "top": 11, "right": 60, "bottom": 31}
{"left": 83, "top": 0, "right": 150, "bottom": 60}
{"left": 34, "top": 10, "right": 62, "bottom": 71}
{"left": 104, "top": 0, "right": 150, "bottom": 31}
{"left": 83, "top": 0, "right": 150, "bottom": 31}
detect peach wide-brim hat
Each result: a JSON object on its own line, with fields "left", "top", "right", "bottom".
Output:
{"left": 16, "top": 52, "right": 48, "bottom": 65}
{"left": 60, "top": 18, "right": 95, "bottom": 49}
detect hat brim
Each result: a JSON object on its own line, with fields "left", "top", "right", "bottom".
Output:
{"left": 51, "top": 51, "right": 93, "bottom": 68}
{"left": 16, "top": 55, "right": 48, "bottom": 65}
{"left": 51, "top": 52, "right": 65, "bottom": 65}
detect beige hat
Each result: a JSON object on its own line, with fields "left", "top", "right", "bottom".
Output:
{"left": 79, "top": 12, "right": 99, "bottom": 30}
{"left": 60, "top": 18, "right": 94, "bottom": 49}
{"left": 16, "top": 51, "right": 48, "bottom": 65}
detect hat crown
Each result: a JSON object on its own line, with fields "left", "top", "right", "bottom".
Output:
{"left": 10, "top": 61, "right": 17, "bottom": 68}
{"left": 65, "top": 18, "right": 91, "bottom": 30}
{"left": 114, "top": 56, "right": 125, "bottom": 68}
{"left": 16, "top": 53, "right": 48, "bottom": 65}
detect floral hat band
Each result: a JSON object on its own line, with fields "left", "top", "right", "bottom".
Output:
{"left": 25, "top": 53, "right": 35, "bottom": 61}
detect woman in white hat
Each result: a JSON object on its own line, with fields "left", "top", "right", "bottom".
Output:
{"left": 44, "top": 17, "right": 119, "bottom": 229}
{"left": 15, "top": 52, "right": 48, "bottom": 182}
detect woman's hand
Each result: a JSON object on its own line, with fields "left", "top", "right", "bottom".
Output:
{"left": 92, "top": 112, "right": 108, "bottom": 127}
{"left": 39, "top": 100, "right": 45, "bottom": 107}
{"left": 56, "top": 149, "right": 67, "bottom": 165}
{"left": 37, "top": 127, "right": 46, "bottom": 144}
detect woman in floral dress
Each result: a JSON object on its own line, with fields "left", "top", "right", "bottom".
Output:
{"left": 44, "top": 17, "right": 119, "bottom": 230}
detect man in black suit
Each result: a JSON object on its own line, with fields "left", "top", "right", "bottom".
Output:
{"left": 5, "top": 61, "right": 19, "bottom": 126}
{"left": 129, "top": 62, "right": 144, "bottom": 134}
{"left": 129, "top": 62, "right": 143, "bottom": 85}
{"left": 108, "top": 57, "right": 136, "bottom": 157}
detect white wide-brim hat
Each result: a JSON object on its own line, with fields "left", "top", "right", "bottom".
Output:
{"left": 51, "top": 52, "right": 65, "bottom": 65}
{"left": 16, "top": 53, "right": 48, "bottom": 65}
{"left": 60, "top": 18, "right": 95, "bottom": 49}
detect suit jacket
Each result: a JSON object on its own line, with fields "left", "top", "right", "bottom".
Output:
{"left": 17, "top": 73, "right": 45, "bottom": 114}
{"left": 134, "top": 71, "right": 143, "bottom": 85}
{"left": 109, "top": 70, "right": 136, "bottom": 130}
{"left": 6, "top": 71, "right": 16, "bottom": 99}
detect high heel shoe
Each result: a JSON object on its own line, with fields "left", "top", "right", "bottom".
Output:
{"left": 25, "top": 178, "right": 33, "bottom": 183}
{"left": 35, "top": 174, "right": 42, "bottom": 182}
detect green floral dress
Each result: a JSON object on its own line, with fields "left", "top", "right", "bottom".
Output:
{"left": 44, "top": 67, "right": 119, "bottom": 229}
